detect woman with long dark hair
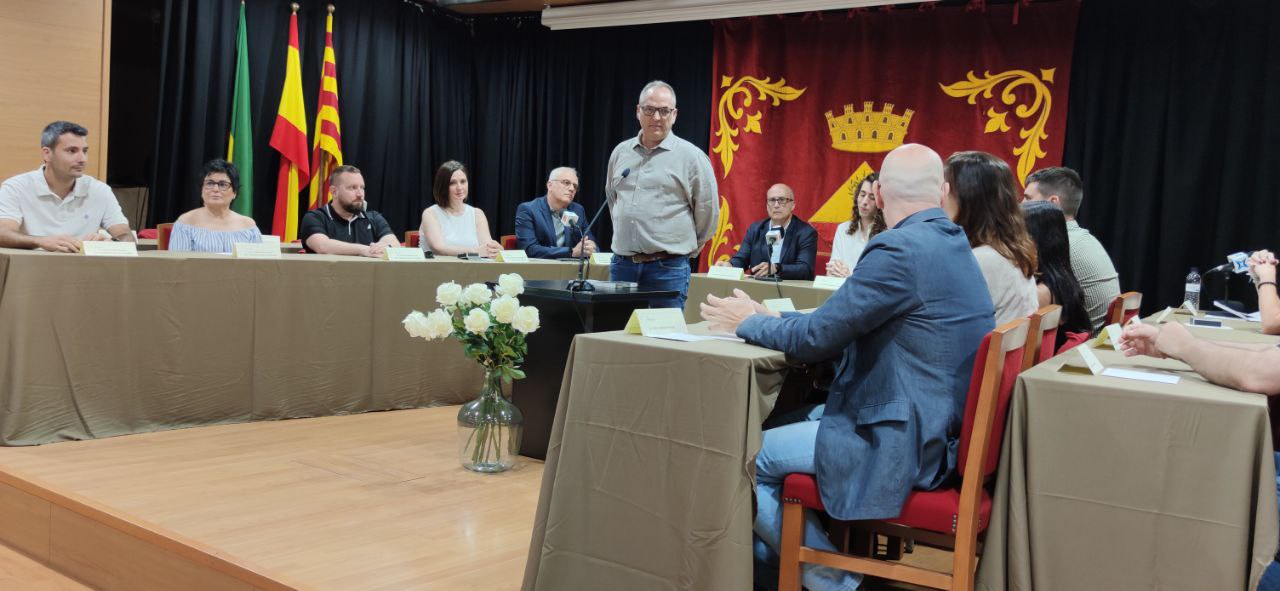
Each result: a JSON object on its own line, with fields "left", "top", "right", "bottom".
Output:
{"left": 1022, "top": 200, "right": 1092, "bottom": 347}
{"left": 827, "top": 172, "right": 887, "bottom": 277}
{"left": 943, "top": 151, "right": 1039, "bottom": 325}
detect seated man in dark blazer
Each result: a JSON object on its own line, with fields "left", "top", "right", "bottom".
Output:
{"left": 514, "top": 166, "right": 596, "bottom": 259}
{"left": 716, "top": 183, "right": 818, "bottom": 280}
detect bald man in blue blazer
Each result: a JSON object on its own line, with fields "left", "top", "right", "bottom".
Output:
{"left": 716, "top": 183, "right": 818, "bottom": 280}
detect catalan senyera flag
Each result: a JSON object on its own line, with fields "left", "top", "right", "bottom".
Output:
{"left": 308, "top": 9, "right": 343, "bottom": 210}
{"left": 226, "top": 1, "right": 254, "bottom": 217}
{"left": 270, "top": 8, "right": 310, "bottom": 242}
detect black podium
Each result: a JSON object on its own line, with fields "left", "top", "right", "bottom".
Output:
{"left": 513, "top": 279, "right": 676, "bottom": 459}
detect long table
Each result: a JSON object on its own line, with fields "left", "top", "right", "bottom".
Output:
{"left": 525, "top": 312, "right": 1279, "bottom": 590}
{"left": 684, "top": 273, "right": 837, "bottom": 322}
{"left": 0, "top": 248, "right": 605, "bottom": 445}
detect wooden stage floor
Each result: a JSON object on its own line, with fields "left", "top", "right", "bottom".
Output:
{"left": 0, "top": 407, "right": 543, "bottom": 590}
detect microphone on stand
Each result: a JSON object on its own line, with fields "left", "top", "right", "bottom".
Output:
{"left": 765, "top": 226, "right": 783, "bottom": 280}
{"left": 569, "top": 168, "right": 630, "bottom": 292}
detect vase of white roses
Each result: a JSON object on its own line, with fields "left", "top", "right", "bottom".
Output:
{"left": 403, "top": 273, "right": 540, "bottom": 473}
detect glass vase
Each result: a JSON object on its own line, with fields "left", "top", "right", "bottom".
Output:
{"left": 457, "top": 367, "right": 523, "bottom": 473}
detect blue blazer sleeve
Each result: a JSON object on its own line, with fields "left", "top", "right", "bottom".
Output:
{"left": 729, "top": 221, "right": 764, "bottom": 269}
{"left": 777, "top": 222, "right": 818, "bottom": 280}
{"left": 514, "top": 199, "right": 571, "bottom": 259}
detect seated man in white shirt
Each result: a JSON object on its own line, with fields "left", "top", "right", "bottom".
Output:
{"left": 0, "top": 121, "right": 134, "bottom": 252}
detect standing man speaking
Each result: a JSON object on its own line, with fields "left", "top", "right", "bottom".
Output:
{"left": 604, "top": 80, "right": 718, "bottom": 309}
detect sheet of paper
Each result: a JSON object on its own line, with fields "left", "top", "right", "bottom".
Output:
{"left": 1154, "top": 307, "right": 1174, "bottom": 324}
{"left": 812, "top": 275, "right": 846, "bottom": 290}
{"left": 706, "top": 265, "right": 745, "bottom": 280}
{"left": 1101, "top": 367, "right": 1181, "bottom": 384}
{"left": 260, "top": 235, "right": 282, "bottom": 246}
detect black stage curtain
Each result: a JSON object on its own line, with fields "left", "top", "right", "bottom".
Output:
{"left": 1064, "top": 0, "right": 1280, "bottom": 313}
{"left": 148, "top": 0, "right": 711, "bottom": 247}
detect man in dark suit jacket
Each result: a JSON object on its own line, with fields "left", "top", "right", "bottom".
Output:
{"left": 514, "top": 166, "right": 597, "bottom": 259}
{"left": 717, "top": 183, "right": 818, "bottom": 280}
{"left": 701, "top": 144, "right": 994, "bottom": 591}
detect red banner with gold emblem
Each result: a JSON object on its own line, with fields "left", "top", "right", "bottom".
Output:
{"left": 702, "top": 2, "right": 1079, "bottom": 272}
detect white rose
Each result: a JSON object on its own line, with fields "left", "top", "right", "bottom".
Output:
{"left": 490, "top": 295, "right": 519, "bottom": 324}
{"left": 436, "top": 282, "right": 463, "bottom": 308}
{"left": 463, "top": 308, "right": 491, "bottom": 334}
{"left": 424, "top": 309, "right": 454, "bottom": 339}
{"left": 402, "top": 311, "right": 431, "bottom": 339}
{"left": 496, "top": 273, "right": 525, "bottom": 297}
{"left": 462, "top": 283, "right": 493, "bottom": 306}
{"left": 512, "top": 305, "right": 540, "bottom": 334}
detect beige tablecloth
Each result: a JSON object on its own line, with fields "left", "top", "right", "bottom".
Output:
{"left": 0, "top": 248, "right": 605, "bottom": 445}
{"left": 523, "top": 327, "right": 788, "bottom": 591}
{"left": 684, "top": 273, "right": 836, "bottom": 322}
{"left": 976, "top": 323, "right": 1279, "bottom": 590}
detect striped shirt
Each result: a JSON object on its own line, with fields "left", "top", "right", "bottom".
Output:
{"left": 168, "top": 221, "right": 262, "bottom": 253}
{"left": 1067, "top": 220, "right": 1121, "bottom": 332}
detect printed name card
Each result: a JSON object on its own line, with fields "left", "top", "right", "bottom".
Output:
{"left": 495, "top": 250, "right": 529, "bottom": 263}
{"left": 260, "top": 235, "right": 282, "bottom": 246}
{"left": 812, "top": 275, "right": 846, "bottom": 290}
{"left": 1154, "top": 306, "right": 1174, "bottom": 324}
{"left": 591, "top": 252, "right": 614, "bottom": 265}
{"left": 1092, "top": 322, "right": 1124, "bottom": 350}
{"left": 81, "top": 241, "right": 138, "bottom": 257}
{"left": 1060, "top": 344, "right": 1107, "bottom": 375}
{"left": 1178, "top": 300, "right": 1198, "bottom": 315}
{"left": 382, "top": 246, "right": 426, "bottom": 261}
{"left": 233, "top": 242, "right": 282, "bottom": 259}
{"left": 763, "top": 298, "right": 796, "bottom": 313}
{"left": 624, "top": 308, "right": 689, "bottom": 336}
{"left": 706, "top": 265, "right": 745, "bottom": 280}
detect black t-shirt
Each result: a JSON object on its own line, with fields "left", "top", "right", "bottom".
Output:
{"left": 300, "top": 204, "right": 394, "bottom": 246}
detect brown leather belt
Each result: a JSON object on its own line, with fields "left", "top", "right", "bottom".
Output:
{"left": 628, "top": 251, "right": 683, "bottom": 263}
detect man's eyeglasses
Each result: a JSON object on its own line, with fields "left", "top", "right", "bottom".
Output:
{"left": 554, "top": 179, "right": 579, "bottom": 191}
{"left": 204, "top": 180, "right": 233, "bottom": 191}
{"left": 639, "top": 105, "right": 675, "bottom": 119}
{"left": 766, "top": 197, "right": 794, "bottom": 205}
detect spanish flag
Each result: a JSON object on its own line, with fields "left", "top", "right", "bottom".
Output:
{"left": 308, "top": 7, "right": 343, "bottom": 210}
{"left": 270, "top": 6, "right": 310, "bottom": 242}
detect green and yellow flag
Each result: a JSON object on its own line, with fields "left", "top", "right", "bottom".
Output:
{"left": 226, "top": 1, "right": 254, "bottom": 216}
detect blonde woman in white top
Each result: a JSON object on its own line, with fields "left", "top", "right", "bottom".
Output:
{"left": 942, "top": 151, "right": 1039, "bottom": 326}
{"left": 419, "top": 160, "right": 501, "bottom": 258}
{"left": 828, "top": 172, "right": 887, "bottom": 277}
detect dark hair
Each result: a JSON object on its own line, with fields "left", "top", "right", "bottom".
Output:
{"left": 329, "top": 164, "right": 361, "bottom": 188}
{"left": 1026, "top": 166, "right": 1084, "bottom": 217}
{"left": 41, "top": 121, "right": 89, "bottom": 149}
{"left": 201, "top": 159, "right": 240, "bottom": 194}
{"left": 1021, "top": 200, "right": 1091, "bottom": 337}
{"left": 945, "top": 151, "right": 1038, "bottom": 277}
{"left": 432, "top": 160, "right": 468, "bottom": 208}
{"left": 846, "top": 172, "right": 887, "bottom": 237}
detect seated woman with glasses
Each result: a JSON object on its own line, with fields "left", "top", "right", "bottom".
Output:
{"left": 943, "top": 151, "right": 1039, "bottom": 325}
{"left": 714, "top": 183, "right": 818, "bottom": 280}
{"left": 168, "top": 159, "right": 262, "bottom": 252}
{"left": 419, "top": 160, "right": 502, "bottom": 258}
{"left": 827, "top": 172, "right": 887, "bottom": 278}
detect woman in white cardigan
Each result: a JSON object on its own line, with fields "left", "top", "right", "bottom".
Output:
{"left": 827, "top": 172, "right": 887, "bottom": 277}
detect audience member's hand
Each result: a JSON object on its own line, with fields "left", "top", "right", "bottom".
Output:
{"left": 366, "top": 242, "right": 388, "bottom": 258}
{"left": 826, "top": 259, "right": 851, "bottom": 278}
{"left": 37, "top": 235, "right": 82, "bottom": 253}
{"left": 700, "top": 288, "right": 774, "bottom": 333}
{"left": 750, "top": 262, "right": 774, "bottom": 277}
{"left": 1250, "top": 249, "right": 1277, "bottom": 282}
{"left": 1119, "top": 323, "right": 1163, "bottom": 358}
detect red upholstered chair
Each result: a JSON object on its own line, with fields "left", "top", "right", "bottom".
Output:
{"left": 137, "top": 228, "right": 158, "bottom": 239}
{"left": 1105, "top": 291, "right": 1142, "bottom": 326}
{"left": 1056, "top": 331, "right": 1090, "bottom": 355}
{"left": 500, "top": 234, "right": 517, "bottom": 250}
{"left": 404, "top": 231, "right": 420, "bottom": 248}
{"left": 1022, "top": 305, "right": 1062, "bottom": 371}
{"left": 156, "top": 223, "right": 174, "bottom": 250}
{"left": 778, "top": 317, "right": 1030, "bottom": 591}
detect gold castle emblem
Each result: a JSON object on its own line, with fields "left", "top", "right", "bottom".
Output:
{"left": 825, "top": 102, "right": 914, "bottom": 153}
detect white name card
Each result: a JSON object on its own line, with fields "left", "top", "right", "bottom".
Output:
{"left": 624, "top": 308, "right": 688, "bottom": 337}
{"left": 1154, "top": 306, "right": 1174, "bottom": 324}
{"left": 233, "top": 242, "right": 282, "bottom": 259}
{"left": 1059, "top": 344, "right": 1106, "bottom": 376}
{"left": 495, "top": 250, "right": 529, "bottom": 263}
{"left": 706, "top": 265, "right": 745, "bottom": 280}
{"left": 763, "top": 298, "right": 796, "bottom": 313}
{"left": 382, "top": 246, "right": 426, "bottom": 261}
{"left": 591, "top": 252, "right": 614, "bottom": 265}
{"left": 260, "top": 235, "right": 282, "bottom": 246}
{"left": 81, "top": 241, "right": 138, "bottom": 257}
{"left": 812, "top": 275, "right": 846, "bottom": 290}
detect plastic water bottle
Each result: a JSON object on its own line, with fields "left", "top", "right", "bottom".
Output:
{"left": 1184, "top": 267, "right": 1201, "bottom": 311}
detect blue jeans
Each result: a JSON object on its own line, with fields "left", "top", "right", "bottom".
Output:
{"left": 754, "top": 405, "right": 862, "bottom": 591}
{"left": 610, "top": 255, "right": 691, "bottom": 310}
{"left": 1259, "top": 452, "right": 1280, "bottom": 590}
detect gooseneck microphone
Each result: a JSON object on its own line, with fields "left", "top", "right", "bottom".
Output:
{"left": 569, "top": 168, "right": 630, "bottom": 292}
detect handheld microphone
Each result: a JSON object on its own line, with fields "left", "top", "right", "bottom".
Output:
{"left": 561, "top": 211, "right": 579, "bottom": 227}
{"left": 1206, "top": 251, "right": 1254, "bottom": 275}
{"left": 767, "top": 227, "right": 783, "bottom": 265}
